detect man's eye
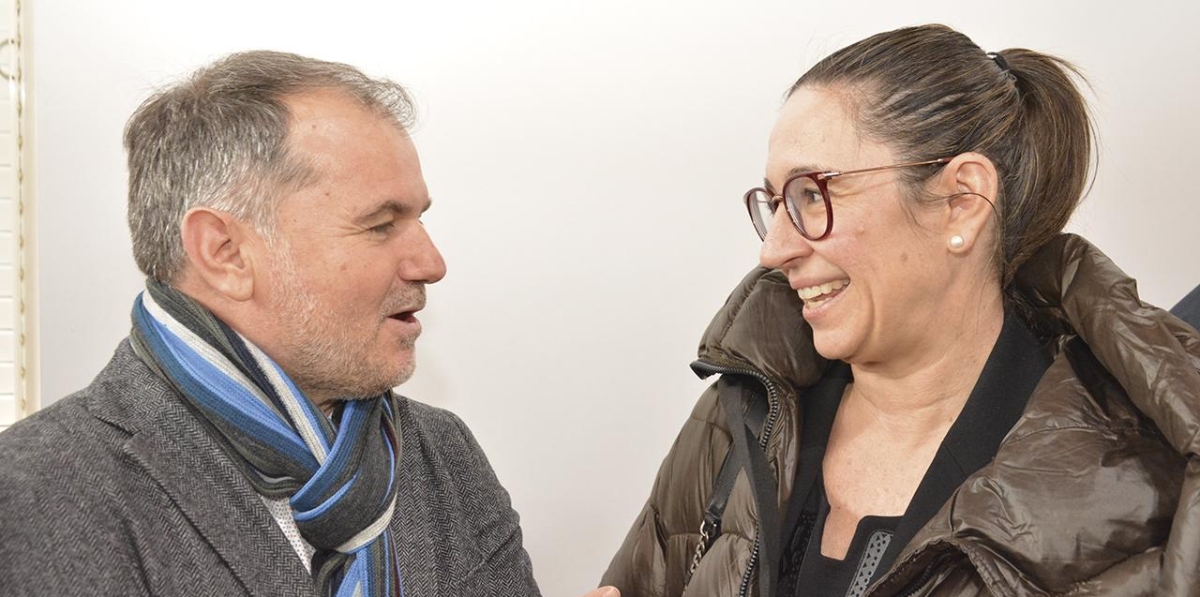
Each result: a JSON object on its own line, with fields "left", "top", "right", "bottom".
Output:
{"left": 369, "top": 221, "right": 396, "bottom": 234}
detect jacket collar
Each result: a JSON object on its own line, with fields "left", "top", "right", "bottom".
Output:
{"left": 694, "top": 266, "right": 826, "bottom": 388}
{"left": 88, "top": 341, "right": 318, "bottom": 597}
{"left": 1014, "top": 234, "right": 1200, "bottom": 457}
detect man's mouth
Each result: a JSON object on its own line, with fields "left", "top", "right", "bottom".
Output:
{"left": 385, "top": 285, "right": 426, "bottom": 326}
{"left": 388, "top": 309, "right": 420, "bottom": 323}
{"left": 796, "top": 280, "right": 849, "bottom": 305}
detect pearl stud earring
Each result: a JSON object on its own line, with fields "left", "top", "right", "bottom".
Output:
{"left": 949, "top": 235, "right": 965, "bottom": 249}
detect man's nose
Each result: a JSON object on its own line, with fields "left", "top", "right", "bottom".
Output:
{"left": 401, "top": 223, "right": 447, "bottom": 284}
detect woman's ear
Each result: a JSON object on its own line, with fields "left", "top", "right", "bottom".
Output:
{"left": 938, "top": 152, "right": 1000, "bottom": 254}
{"left": 179, "top": 207, "right": 257, "bottom": 301}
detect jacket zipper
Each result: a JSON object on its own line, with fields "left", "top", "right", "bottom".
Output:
{"left": 691, "top": 359, "right": 782, "bottom": 597}
{"left": 883, "top": 551, "right": 951, "bottom": 597}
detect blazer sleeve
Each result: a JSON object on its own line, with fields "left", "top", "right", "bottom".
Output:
{"left": 443, "top": 409, "right": 543, "bottom": 597}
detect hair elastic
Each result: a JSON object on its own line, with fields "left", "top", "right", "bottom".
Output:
{"left": 986, "top": 52, "right": 1010, "bottom": 73}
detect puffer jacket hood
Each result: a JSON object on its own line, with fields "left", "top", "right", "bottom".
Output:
{"left": 693, "top": 268, "right": 824, "bottom": 389}
{"left": 603, "top": 234, "right": 1200, "bottom": 597}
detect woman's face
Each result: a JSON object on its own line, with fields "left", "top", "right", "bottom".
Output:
{"left": 759, "top": 87, "right": 954, "bottom": 366}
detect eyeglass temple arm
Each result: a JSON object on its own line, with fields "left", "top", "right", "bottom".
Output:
{"left": 823, "top": 157, "right": 952, "bottom": 179}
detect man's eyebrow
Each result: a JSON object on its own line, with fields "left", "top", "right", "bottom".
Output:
{"left": 354, "top": 198, "right": 433, "bottom": 224}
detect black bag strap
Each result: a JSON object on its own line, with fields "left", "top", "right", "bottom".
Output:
{"left": 686, "top": 375, "right": 771, "bottom": 584}
{"left": 723, "top": 378, "right": 782, "bottom": 597}
{"left": 706, "top": 378, "right": 768, "bottom": 523}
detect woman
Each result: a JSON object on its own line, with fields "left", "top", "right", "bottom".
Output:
{"left": 602, "top": 25, "right": 1200, "bottom": 597}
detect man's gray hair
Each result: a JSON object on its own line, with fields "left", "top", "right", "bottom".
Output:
{"left": 124, "top": 50, "right": 415, "bottom": 282}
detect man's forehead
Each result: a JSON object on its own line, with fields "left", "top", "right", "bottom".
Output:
{"left": 271, "top": 87, "right": 428, "bottom": 222}
{"left": 283, "top": 88, "right": 409, "bottom": 147}
{"left": 282, "top": 91, "right": 418, "bottom": 171}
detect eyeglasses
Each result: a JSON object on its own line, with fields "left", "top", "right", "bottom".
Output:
{"left": 743, "top": 158, "right": 951, "bottom": 241}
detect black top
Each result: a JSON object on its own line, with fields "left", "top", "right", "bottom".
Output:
{"left": 778, "top": 312, "right": 1051, "bottom": 597}
{"left": 791, "top": 479, "right": 901, "bottom": 597}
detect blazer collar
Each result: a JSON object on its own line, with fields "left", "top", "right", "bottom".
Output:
{"left": 90, "top": 340, "right": 318, "bottom": 597}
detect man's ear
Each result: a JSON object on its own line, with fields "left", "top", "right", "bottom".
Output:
{"left": 179, "top": 207, "right": 257, "bottom": 301}
{"left": 938, "top": 152, "right": 1000, "bottom": 254}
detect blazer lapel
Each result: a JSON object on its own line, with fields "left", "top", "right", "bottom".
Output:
{"left": 96, "top": 342, "right": 317, "bottom": 597}
{"left": 125, "top": 413, "right": 318, "bottom": 597}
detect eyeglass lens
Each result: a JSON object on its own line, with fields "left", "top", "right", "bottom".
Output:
{"left": 746, "top": 175, "right": 829, "bottom": 240}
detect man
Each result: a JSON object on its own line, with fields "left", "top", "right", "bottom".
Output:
{"left": 1173, "top": 284, "right": 1200, "bottom": 330}
{"left": 0, "top": 50, "right": 616, "bottom": 597}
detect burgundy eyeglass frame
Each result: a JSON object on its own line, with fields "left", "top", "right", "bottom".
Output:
{"left": 744, "top": 157, "right": 952, "bottom": 241}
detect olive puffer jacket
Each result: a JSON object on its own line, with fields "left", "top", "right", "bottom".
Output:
{"left": 602, "top": 234, "right": 1200, "bottom": 597}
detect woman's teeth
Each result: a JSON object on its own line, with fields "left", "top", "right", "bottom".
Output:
{"left": 797, "top": 280, "right": 848, "bottom": 303}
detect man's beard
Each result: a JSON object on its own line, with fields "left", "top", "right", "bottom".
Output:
{"left": 267, "top": 246, "right": 423, "bottom": 402}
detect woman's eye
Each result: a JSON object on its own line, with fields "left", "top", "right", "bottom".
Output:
{"left": 787, "top": 183, "right": 823, "bottom": 208}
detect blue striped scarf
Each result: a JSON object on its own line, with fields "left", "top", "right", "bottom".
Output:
{"left": 130, "top": 280, "right": 403, "bottom": 597}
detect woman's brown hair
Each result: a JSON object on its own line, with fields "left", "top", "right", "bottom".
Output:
{"left": 790, "top": 24, "right": 1094, "bottom": 288}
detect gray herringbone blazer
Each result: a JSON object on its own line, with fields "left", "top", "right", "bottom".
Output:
{"left": 0, "top": 340, "right": 541, "bottom": 596}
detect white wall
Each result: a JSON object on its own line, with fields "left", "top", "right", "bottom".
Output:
{"left": 29, "top": 0, "right": 1200, "bottom": 595}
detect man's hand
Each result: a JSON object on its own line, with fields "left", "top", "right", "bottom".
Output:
{"left": 579, "top": 587, "right": 619, "bottom": 597}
